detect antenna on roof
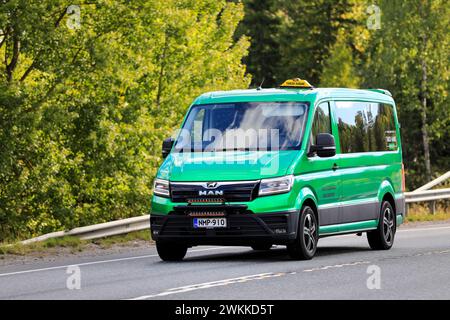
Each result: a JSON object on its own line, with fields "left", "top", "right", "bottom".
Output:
{"left": 256, "top": 78, "right": 265, "bottom": 91}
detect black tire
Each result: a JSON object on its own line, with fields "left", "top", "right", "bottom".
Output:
{"left": 287, "top": 206, "right": 318, "bottom": 260}
{"left": 251, "top": 244, "right": 273, "bottom": 251}
{"left": 367, "top": 201, "right": 396, "bottom": 250}
{"left": 156, "top": 242, "right": 188, "bottom": 261}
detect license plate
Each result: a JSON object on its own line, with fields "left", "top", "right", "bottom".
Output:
{"left": 193, "top": 218, "right": 227, "bottom": 229}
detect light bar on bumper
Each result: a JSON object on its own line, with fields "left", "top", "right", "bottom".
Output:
{"left": 258, "top": 175, "right": 294, "bottom": 196}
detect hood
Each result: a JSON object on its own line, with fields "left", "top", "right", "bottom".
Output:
{"left": 158, "top": 150, "right": 301, "bottom": 182}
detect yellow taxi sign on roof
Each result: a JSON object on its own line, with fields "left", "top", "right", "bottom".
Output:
{"left": 280, "top": 78, "right": 313, "bottom": 89}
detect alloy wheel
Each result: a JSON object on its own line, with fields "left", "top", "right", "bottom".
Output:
{"left": 303, "top": 211, "right": 317, "bottom": 253}
{"left": 383, "top": 207, "right": 395, "bottom": 245}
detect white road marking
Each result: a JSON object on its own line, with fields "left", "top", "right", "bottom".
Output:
{"left": 129, "top": 273, "right": 285, "bottom": 300}
{"left": 128, "top": 260, "right": 373, "bottom": 300}
{"left": 302, "top": 261, "right": 371, "bottom": 272}
{"left": 0, "top": 246, "right": 244, "bottom": 278}
{"left": 397, "top": 226, "right": 450, "bottom": 233}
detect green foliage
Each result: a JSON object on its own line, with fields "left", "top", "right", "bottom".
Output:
{"left": 276, "top": 0, "right": 359, "bottom": 86}
{"left": 358, "top": 0, "right": 450, "bottom": 188}
{"left": 238, "top": 0, "right": 363, "bottom": 87}
{"left": 236, "top": 0, "right": 282, "bottom": 87}
{"left": 320, "top": 30, "right": 361, "bottom": 88}
{"left": 0, "top": 0, "right": 250, "bottom": 241}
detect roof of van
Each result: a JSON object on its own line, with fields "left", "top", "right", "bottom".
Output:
{"left": 193, "top": 88, "right": 395, "bottom": 105}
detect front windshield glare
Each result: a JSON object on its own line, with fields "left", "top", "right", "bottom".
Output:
{"left": 174, "top": 102, "right": 308, "bottom": 152}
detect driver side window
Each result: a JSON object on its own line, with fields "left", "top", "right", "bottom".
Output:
{"left": 311, "top": 102, "right": 331, "bottom": 145}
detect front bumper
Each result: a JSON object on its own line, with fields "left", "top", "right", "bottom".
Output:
{"left": 150, "top": 208, "right": 299, "bottom": 246}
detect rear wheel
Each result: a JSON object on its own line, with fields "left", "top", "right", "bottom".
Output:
{"left": 367, "top": 201, "right": 396, "bottom": 250}
{"left": 287, "top": 206, "right": 318, "bottom": 260}
{"left": 156, "top": 242, "right": 188, "bottom": 261}
{"left": 251, "top": 244, "right": 273, "bottom": 251}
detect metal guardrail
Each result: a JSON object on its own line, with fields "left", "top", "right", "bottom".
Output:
{"left": 404, "top": 171, "right": 450, "bottom": 215}
{"left": 21, "top": 215, "right": 150, "bottom": 245}
{"left": 20, "top": 172, "right": 449, "bottom": 244}
{"left": 405, "top": 188, "right": 450, "bottom": 203}
{"left": 414, "top": 171, "right": 450, "bottom": 192}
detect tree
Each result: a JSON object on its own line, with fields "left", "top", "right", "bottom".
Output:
{"left": 320, "top": 29, "right": 361, "bottom": 88}
{"left": 360, "top": 0, "right": 450, "bottom": 187}
{"left": 235, "top": 0, "right": 282, "bottom": 87}
{"left": 276, "top": 0, "right": 359, "bottom": 86}
{"left": 237, "top": 0, "right": 363, "bottom": 87}
{"left": 0, "top": 0, "right": 250, "bottom": 241}
{"left": 319, "top": 1, "right": 368, "bottom": 88}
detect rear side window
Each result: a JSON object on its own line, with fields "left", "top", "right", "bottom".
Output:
{"left": 336, "top": 101, "right": 397, "bottom": 153}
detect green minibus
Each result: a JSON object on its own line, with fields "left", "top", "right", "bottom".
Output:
{"left": 150, "top": 79, "right": 405, "bottom": 261}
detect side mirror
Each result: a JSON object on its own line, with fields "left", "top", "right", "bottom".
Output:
{"left": 162, "top": 137, "right": 174, "bottom": 159}
{"left": 310, "top": 133, "right": 336, "bottom": 158}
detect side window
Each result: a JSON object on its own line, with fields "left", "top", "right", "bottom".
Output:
{"left": 336, "top": 101, "right": 370, "bottom": 153}
{"left": 311, "top": 102, "right": 331, "bottom": 145}
{"left": 374, "top": 103, "right": 397, "bottom": 151}
{"left": 336, "top": 101, "right": 398, "bottom": 153}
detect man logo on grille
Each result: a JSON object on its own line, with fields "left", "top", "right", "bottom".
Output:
{"left": 199, "top": 190, "right": 224, "bottom": 196}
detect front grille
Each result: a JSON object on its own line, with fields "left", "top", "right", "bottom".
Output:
{"left": 159, "top": 215, "right": 268, "bottom": 236}
{"left": 170, "top": 181, "right": 259, "bottom": 203}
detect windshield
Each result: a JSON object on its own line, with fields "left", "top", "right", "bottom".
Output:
{"left": 174, "top": 102, "right": 308, "bottom": 152}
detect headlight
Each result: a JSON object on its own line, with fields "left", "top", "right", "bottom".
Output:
{"left": 258, "top": 175, "right": 294, "bottom": 196}
{"left": 153, "top": 178, "right": 170, "bottom": 197}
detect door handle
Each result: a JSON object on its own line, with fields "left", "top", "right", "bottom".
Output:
{"left": 332, "top": 163, "right": 339, "bottom": 171}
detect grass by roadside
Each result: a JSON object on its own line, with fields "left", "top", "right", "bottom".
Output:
{"left": 91, "top": 229, "right": 152, "bottom": 248}
{"left": 404, "top": 204, "right": 450, "bottom": 223}
{"left": 0, "top": 230, "right": 152, "bottom": 257}
{"left": 0, "top": 236, "right": 85, "bottom": 256}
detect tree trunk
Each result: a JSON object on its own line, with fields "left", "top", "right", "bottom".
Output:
{"left": 6, "top": 31, "right": 20, "bottom": 82}
{"left": 156, "top": 34, "right": 169, "bottom": 109}
{"left": 420, "top": 37, "right": 432, "bottom": 183}
{"left": 418, "top": 0, "right": 432, "bottom": 185}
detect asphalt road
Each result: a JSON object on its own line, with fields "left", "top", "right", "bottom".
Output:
{"left": 1, "top": 223, "right": 449, "bottom": 300}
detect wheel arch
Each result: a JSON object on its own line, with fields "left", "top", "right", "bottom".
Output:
{"left": 296, "top": 187, "right": 319, "bottom": 225}
{"left": 377, "top": 180, "right": 396, "bottom": 216}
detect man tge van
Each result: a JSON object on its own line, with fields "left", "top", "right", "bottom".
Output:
{"left": 150, "top": 79, "right": 405, "bottom": 261}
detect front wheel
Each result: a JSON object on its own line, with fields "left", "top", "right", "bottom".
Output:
{"left": 367, "top": 201, "right": 396, "bottom": 250}
{"left": 287, "top": 206, "right": 318, "bottom": 260}
{"left": 156, "top": 242, "right": 188, "bottom": 261}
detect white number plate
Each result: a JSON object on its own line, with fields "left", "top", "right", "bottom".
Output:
{"left": 193, "top": 218, "right": 227, "bottom": 229}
